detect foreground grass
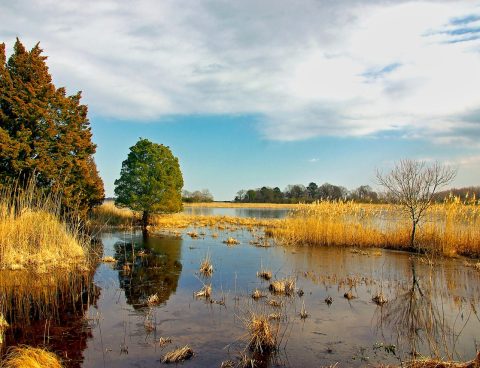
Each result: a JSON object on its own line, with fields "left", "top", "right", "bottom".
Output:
{"left": 273, "top": 199, "right": 480, "bottom": 257}
{"left": 0, "top": 182, "right": 89, "bottom": 272}
{"left": 0, "top": 346, "right": 63, "bottom": 368}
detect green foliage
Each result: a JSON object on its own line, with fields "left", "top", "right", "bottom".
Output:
{"left": 0, "top": 39, "right": 104, "bottom": 216}
{"left": 114, "top": 138, "right": 183, "bottom": 227}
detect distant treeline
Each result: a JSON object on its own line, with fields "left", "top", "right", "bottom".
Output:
{"left": 234, "top": 183, "right": 480, "bottom": 204}
{"left": 234, "top": 183, "right": 378, "bottom": 203}
{"left": 182, "top": 189, "right": 214, "bottom": 203}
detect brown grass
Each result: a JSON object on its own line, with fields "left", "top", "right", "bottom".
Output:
{"left": 90, "top": 200, "right": 137, "bottom": 228}
{"left": 0, "top": 346, "right": 63, "bottom": 368}
{"left": 257, "top": 269, "right": 272, "bottom": 281}
{"left": 184, "top": 202, "right": 299, "bottom": 209}
{"left": 162, "top": 345, "right": 194, "bottom": 363}
{"left": 273, "top": 199, "right": 480, "bottom": 257}
{"left": 0, "top": 312, "right": 8, "bottom": 345}
{"left": 0, "top": 181, "right": 89, "bottom": 272}
{"left": 199, "top": 254, "right": 213, "bottom": 276}
{"left": 245, "top": 312, "right": 278, "bottom": 353}
{"left": 269, "top": 278, "right": 295, "bottom": 295}
{"left": 195, "top": 284, "right": 212, "bottom": 299}
{"left": 386, "top": 351, "right": 480, "bottom": 367}
{"left": 223, "top": 237, "right": 240, "bottom": 245}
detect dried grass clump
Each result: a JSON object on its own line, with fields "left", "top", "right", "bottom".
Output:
{"left": 269, "top": 278, "right": 295, "bottom": 295}
{"left": 344, "top": 291, "right": 355, "bottom": 300}
{"left": 251, "top": 289, "right": 265, "bottom": 300}
{"left": 199, "top": 254, "right": 213, "bottom": 276}
{"left": 372, "top": 292, "right": 388, "bottom": 306}
{"left": 246, "top": 313, "right": 278, "bottom": 353}
{"left": 90, "top": 201, "right": 137, "bottom": 228}
{"left": 162, "top": 345, "right": 194, "bottom": 363}
{"left": 223, "top": 237, "right": 240, "bottom": 245}
{"left": 187, "top": 231, "right": 199, "bottom": 238}
{"left": 1, "top": 346, "right": 63, "bottom": 368}
{"left": 195, "top": 284, "right": 212, "bottom": 298}
{"left": 266, "top": 299, "right": 282, "bottom": 308}
{"left": 399, "top": 351, "right": 480, "bottom": 368}
{"left": 157, "top": 337, "right": 172, "bottom": 347}
{"left": 300, "top": 301, "right": 308, "bottom": 319}
{"left": 257, "top": 270, "right": 272, "bottom": 281}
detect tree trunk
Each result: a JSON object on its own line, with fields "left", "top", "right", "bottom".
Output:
{"left": 142, "top": 211, "right": 150, "bottom": 236}
{"left": 410, "top": 220, "right": 417, "bottom": 250}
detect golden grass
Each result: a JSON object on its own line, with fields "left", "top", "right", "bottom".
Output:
{"left": 162, "top": 345, "right": 194, "bottom": 363}
{"left": 0, "top": 313, "right": 8, "bottom": 345}
{"left": 257, "top": 269, "right": 272, "bottom": 281}
{"left": 391, "top": 351, "right": 480, "bottom": 368}
{"left": 245, "top": 312, "right": 278, "bottom": 353}
{"left": 199, "top": 254, "right": 213, "bottom": 276}
{"left": 223, "top": 237, "right": 240, "bottom": 245}
{"left": 90, "top": 200, "right": 137, "bottom": 228}
{"left": 269, "top": 278, "right": 295, "bottom": 295}
{"left": 0, "top": 181, "right": 89, "bottom": 272}
{"left": 195, "top": 284, "right": 212, "bottom": 298}
{"left": 273, "top": 199, "right": 480, "bottom": 257}
{"left": 0, "top": 346, "right": 63, "bottom": 368}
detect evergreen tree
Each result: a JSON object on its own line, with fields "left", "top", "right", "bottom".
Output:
{"left": 114, "top": 138, "right": 183, "bottom": 233}
{"left": 0, "top": 39, "right": 104, "bottom": 216}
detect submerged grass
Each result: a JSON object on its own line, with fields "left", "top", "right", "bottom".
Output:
{"left": 0, "top": 346, "right": 63, "bottom": 368}
{"left": 245, "top": 312, "right": 279, "bottom": 354}
{"left": 273, "top": 199, "right": 480, "bottom": 257}
{"left": 162, "top": 345, "right": 194, "bottom": 363}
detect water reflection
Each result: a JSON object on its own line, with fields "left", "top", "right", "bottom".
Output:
{"left": 183, "top": 206, "right": 289, "bottom": 219}
{"left": 113, "top": 234, "right": 183, "bottom": 308}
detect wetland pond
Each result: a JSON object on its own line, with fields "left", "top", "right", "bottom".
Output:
{"left": 3, "top": 209, "right": 480, "bottom": 367}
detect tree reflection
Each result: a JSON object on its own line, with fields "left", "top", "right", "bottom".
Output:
{"left": 375, "top": 258, "right": 452, "bottom": 361}
{"left": 113, "top": 234, "right": 183, "bottom": 308}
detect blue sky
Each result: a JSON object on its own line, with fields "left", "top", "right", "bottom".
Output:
{"left": 2, "top": 0, "right": 480, "bottom": 200}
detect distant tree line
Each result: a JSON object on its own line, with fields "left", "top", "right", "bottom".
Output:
{"left": 235, "top": 182, "right": 480, "bottom": 204}
{"left": 182, "top": 189, "right": 214, "bottom": 203}
{"left": 234, "top": 183, "right": 379, "bottom": 203}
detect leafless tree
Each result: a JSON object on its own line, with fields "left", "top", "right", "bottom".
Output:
{"left": 376, "top": 159, "right": 456, "bottom": 249}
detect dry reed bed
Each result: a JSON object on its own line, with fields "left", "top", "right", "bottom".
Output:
{"left": 273, "top": 199, "right": 480, "bottom": 257}
{"left": 0, "top": 182, "right": 89, "bottom": 271}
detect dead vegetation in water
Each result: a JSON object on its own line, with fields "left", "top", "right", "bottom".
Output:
{"left": 156, "top": 337, "right": 172, "bottom": 348}
{"left": 0, "top": 346, "right": 64, "bottom": 368}
{"left": 299, "top": 300, "right": 308, "bottom": 319}
{"left": 223, "top": 237, "right": 240, "bottom": 246}
{"left": 199, "top": 253, "right": 213, "bottom": 276}
{"left": 266, "top": 299, "right": 282, "bottom": 308}
{"left": 0, "top": 312, "right": 8, "bottom": 345}
{"left": 244, "top": 312, "right": 279, "bottom": 354}
{"left": 379, "top": 352, "right": 480, "bottom": 368}
{"left": 257, "top": 269, "right": 272, "bottom": 281}
{"left": 162, "top": 345, "right": 194, "bottom": 363}
{"left": 251, "top": 289, "right": 265, "bottom": 300}
{"left": 101, "top": 256, "right": 116, "bottom": 263}
{"left": 372, "top": 292, "right": 388, "bottom": 306}
{"left": 195, "top": 284, "right": 212, "bottom": 299}
{"left": 147, "top": 293, "right": 160, "bottom": 306}
{"left": 269, "top": 278, "right": 295, "bottom": 295}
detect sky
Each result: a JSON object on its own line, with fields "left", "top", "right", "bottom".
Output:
{"left": 1, "top": 0, "right": 480, "bottom": 200}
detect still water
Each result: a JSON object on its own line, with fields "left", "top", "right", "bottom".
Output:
{"left": 183, "top": 206, "right": 289, "bottom": 218}
{"left": 3, "top": 210, "right": 480, "bottom": 367}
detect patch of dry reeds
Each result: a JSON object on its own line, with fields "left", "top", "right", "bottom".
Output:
{"left": 0, "top": 346, "right": 63, "bottom": 368}
{"left": 90, "top": 200, "right": 137, "bottom": 228}
{"left": 223, "top": 237, "right": 240, "bottom": 245}
{"left": 0, "top": 180, "right": 89, "bottom": 272}
{"left": 199, "top": 254, "right": 213, "bottom": 276}
{"left": 195, "top": 284, "right": 212, "bottom": 299}
{"left": 386, "top": 351, "right": 480, "bottom": 368}
{"left": 273, "top": 198, "right": 480, "bottom": 257}
{"left": 257, "top": 269, "right": 272, "bottom": 281}
{"left": 162, "top": 345, "right": 194, "bottom": 363}
{"left": 269, "top": 278, "right": 295, "bottom": 295}
{"left": 245, "top": 312, "right": 278, "bottom": 353}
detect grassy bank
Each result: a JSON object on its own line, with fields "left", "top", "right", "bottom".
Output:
{"left": 184, "top": 202, "right": 299, "bottom": 209}
{"left": 0, "top": 181, "right": 89, "bottom": 272}
{"left": 273, "top": 199, "right": 480, "bottom": 257}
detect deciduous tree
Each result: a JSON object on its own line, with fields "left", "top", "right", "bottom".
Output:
{"left": 114, "top": 138, "right": 183, "bottom": 234}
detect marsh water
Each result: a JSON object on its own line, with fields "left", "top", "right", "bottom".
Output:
{"left": 183, "top": 206, "right": 289, "bottom": 218}
{"left": 3, "top": 208, "right": 480, "bottom": 367}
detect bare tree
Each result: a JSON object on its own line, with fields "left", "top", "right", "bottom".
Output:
{"left": 376, "top": 159, "right": 456, "bottom": 249}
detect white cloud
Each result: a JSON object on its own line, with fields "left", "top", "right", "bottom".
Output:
{"left": 1, "top": 0, "right": 480, "bottom": 143}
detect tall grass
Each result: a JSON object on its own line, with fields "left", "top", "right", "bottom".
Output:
{"left": 273, "top": 199, "right": 480, "bottom": 257}
{"left": 90, "top": 200, "right": 138, "bottom": 228}
{"left": 0, "top": 180, "right": 89, "bottom": 271}
{"left": 0, "top": 346, "right": 63, "bottom": 368}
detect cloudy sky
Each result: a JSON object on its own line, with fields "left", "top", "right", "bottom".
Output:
{"left": 1, "top": 0, "right": 480, "bottom": 199}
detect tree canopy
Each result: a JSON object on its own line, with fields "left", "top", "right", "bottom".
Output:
{"left": 0, "top": 39, "right": 104, "bottom": 216}
{"left": 114, "top": 138, "right": 183, "bottom": 231}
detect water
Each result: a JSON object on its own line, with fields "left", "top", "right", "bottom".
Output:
{"left": 2, "top": 209, "right": 480, "bottom": 367}
{"left": 183, "top": 206, "right": 289, "bottom": 218}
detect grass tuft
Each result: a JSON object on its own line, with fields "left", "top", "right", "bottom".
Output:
{"left": 162, "top": 345, "right": 194, "bottom": 363}
{"left": 0, "top": 346, "right": 63, "bottom": 368}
